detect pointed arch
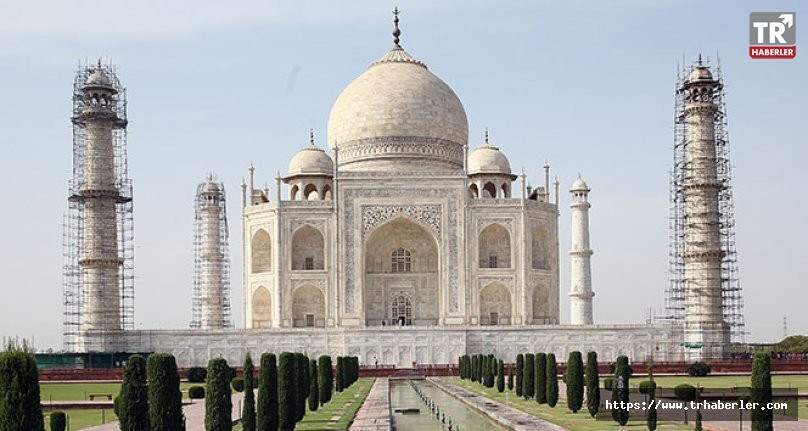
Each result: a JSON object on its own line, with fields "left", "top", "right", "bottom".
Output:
{"left": 292, "top": 284, "right": 325, "bottom": 327}
{"left": 291, "top": 225, "right": 325, "bottom": 270}
{"left": 303, "top": 184, "right": 317, "bottom": 201}
{"left": 483, "top": 182, "right": 497, "bottom": 198}
{"left": 290, "top": 184, "right": 299, "bottom": 201}
{"left": 469, "top": 183, "right": 479, "bottom": 199}
{"left": 479, "top": 282, "right": 511, "bottom": 325}
{"left": 322, "top": 184, "right": 332, "bottom": 200}
{"left": 251, "top": 286, "right": 271, "bottom": 328}
{"left": 479, "top": 223, "right": 511, "bottom": 268}
{"left": 531, "top": 226, "right": 550, "bottom": 270}
{"left": 251, "top": 229, "right": 271, "bottom": 273}
{"left": 501, "top": 182, "right": 510, "bottom": 198}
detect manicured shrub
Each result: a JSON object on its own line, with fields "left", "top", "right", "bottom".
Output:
{"left": 472, "top": 355, "right": 479, "bottom": 383}
{"left": 611, "top": 355, "right": 630, "bottom": 426}
{"left": 496, "top": 359, "right": 505, "bottom": 392}
{"left": 318, "top": 355, "right": 333, "bottom": 405}
{"left": 257, "top": 353, "right": 278, "bottom": 431}
{"left": 484, "top": 355, "right": 495, "bottom": 388}
{"left": 335, "top": 356, "right": 345, "bottom": 392}
{"left": 189, "top": 386, "right": 205, "bottom": 399}
{"left": 523, "top": 353, "right": 535, "bottom": 400}
{"left": 0, "top": 348, "right": 45, "bottom": 431}
{"left": 278, "top": 352, "right": 296, "bottom": 431}
{"left": 647, "top": 380, "right": 657, "bottom": 431}
{"left": 242, "top": 354, "right": 256, "bottom": 431}
{"left": 187, "top": 366, "right": 207, "bottom": 383}
{"left": 49, "top": 411, "right": 66, "bottom": 431}
{"left": 308, "top": 359, "right": 319, "bottom": 412}
{"left": 675, "top": 383, "right": 697, "bottom": 423}
{"left": 147, "top": 353, "right": 184, "bottom": 431}
{"left": 205, "top": 357, "right": 233, "bottom": 431}
{"left": 535, "top": 353, "right": 547, "bottom": 404}
{"left": 546, "top": 353, "right": 559, "bottom": 408}
{"left": 118, "top": 354, "right": 149, "bottom": 431}
{"left": 507, "top": 364, "right": 514, "bottom": 390}
{"left": 585, "top": 351, "right": 600, "bottom": 418}
{"left": 231, "top": 377, "right": 245, "bottom": 392}
{"left": 751, "top": 352, "right": 773, "bottom": 431}
{"left": 294, "top": 353, "right": 307, "bottom": 422}
{"left": 565, "top": 351, "right": 583, "bottom": 413}
{"left": 515, "top": 354, "right": 524, "bottom": 397}
{"left": 476, "top": 354, "right": 484, "bottom": 384}
{"left": 687, "top": 361, "right": 711, "bottom": 377}
{"left": 638, "top": 380, "right": 653, "bottom": 394}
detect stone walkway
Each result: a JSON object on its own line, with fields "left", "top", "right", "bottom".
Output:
{"left": 348, "top": 378, "right": 391, "bottom": 431}
{"left": 83, "top": 392, "right": 244, "bottom": 430}
{"left": 429, "top": 378, "right": 566, "bottom": 431}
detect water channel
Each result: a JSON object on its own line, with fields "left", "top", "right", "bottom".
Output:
{"left": 389, "top": 379, "right": 509, "bottom": 431}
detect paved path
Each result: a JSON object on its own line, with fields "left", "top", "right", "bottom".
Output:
{"left": 430, "top": 378, "right": 566, "bottom": 431}
{"left": 349, "top": 378, "right": 391, "bottom": 431}
{"left": 83, "top": 392, "right": 244, "bottom": 431}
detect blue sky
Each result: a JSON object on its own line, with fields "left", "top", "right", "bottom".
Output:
{"left": 0, "top": 0, "right": 804, "bottom": 350}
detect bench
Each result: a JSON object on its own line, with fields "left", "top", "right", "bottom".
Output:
{"left": 88, "top": 393, "right": 113, "bottom": 401}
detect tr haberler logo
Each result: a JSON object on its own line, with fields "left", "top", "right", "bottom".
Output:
{"left": 750, "top": 12, "right": 796, "bottom": 59}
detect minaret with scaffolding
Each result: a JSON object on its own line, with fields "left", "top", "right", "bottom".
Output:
{"left": 666, "top": 56, "right": 744, "bottom": 359}
{"left": 191, "top": 175, "right": 232, "bottom": 329}
{"left": 63, "top": 61, "right": 134, "bottom": 352}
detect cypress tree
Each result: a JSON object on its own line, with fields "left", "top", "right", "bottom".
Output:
{"left": 751, "top": 352, "right": 773, "bottom": 431}
{"left": 0, "top": 348, "right": 45, "bottom": 431}
{"left": 257, "top": 353, "right": 278, "bottom": 431}
{"left": 565, "top": 351, "right": 584, "bottom": 413}
{"left": 647, "top": 380, "right": 657, "bottom": 431}
{"left": 308, "top": 359, "right": 319, "bottom": 412}
{"left": 242, "top": 354, "right": 256, "bottom": 431}
{"left": 471, "top": 355, "right": 478, "bottom": 383}
{"left": 294, "top": 353, "right": 307, "bottom": 422}
{"left": 335, "top": 356, "right": 344, "bottom": 392}
{"left": 477, "top": 354, "right": 484, "bottom": 383}
{"left": 117, "top": 354, "right": 149, "bottom": 431}
{"left": 205, "top": 358, "right": 233, "bottom": 431}
{"left": 546, "top": 353, "right": 559, "bottom": 407}
{"left": 484, "top": 356, "right": 495, "bottom": 388}
{"left": 318, "top": 355, "right": 333, "bottom": 405}
{"left": 523, "top": 353, "right": 535, "bottom": 400}
{"left": 515, "top": 354, "right": 524, "bottom": 397}
{"left": 496, "top": 359, "right": 505, "bottom": 392}
{"left": 278, "top": 352, "right": 296, "bottom": 431}
{"left": 146, "top": 353, "right": 184, "bottom": 431}
{"left": 535, "top": 353, "right": 547, "bottom": 404}
{"left": 611, "top": 355, "right": 630, "bottom": 426}
{"left": 507, "top": 364, "right": 514, "bottom": 390}
{"left": 585, "top": 351, "right": 600, "bottom": 418}
{"left": 49, "top": 412, "right": 66, "bottom": 431}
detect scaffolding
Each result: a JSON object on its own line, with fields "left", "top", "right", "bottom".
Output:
{"left": 664, "top": 57, "right": 745, "bottom": 344}
{"left": 190, "top": 176, "right": 232, "bottom": 329}
{"left": 63, "top": 61, "right": 134, "bottom": 352}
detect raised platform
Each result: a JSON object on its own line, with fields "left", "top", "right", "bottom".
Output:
{"left": 79, "top": 323, "right": 684, "bottom": 367}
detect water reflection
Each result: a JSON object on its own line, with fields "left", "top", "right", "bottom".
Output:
{"left": 390, "top": 379, "right": 509, "bottom": 431}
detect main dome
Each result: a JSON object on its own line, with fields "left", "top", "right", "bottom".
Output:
{"left": 327, "top": 45, "right": 468, "bottom": 172}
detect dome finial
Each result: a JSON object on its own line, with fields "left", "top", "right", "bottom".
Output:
{"left": 697, "top": 53, "right": 703, "bottom": 65}
{"left": 484, "top": 128, "right": 489, "bottom": 145}
{"left": 309, "top": 129, "right": 315, "bottom": 146}
{"left": 392, "top": 6, "right": 401, "bottom": 48}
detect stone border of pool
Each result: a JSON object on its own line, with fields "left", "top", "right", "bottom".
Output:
{"left": 349, "top": 378, "right": 392, "bottom": 431}
{"left": 428, "top": 378, "right": 567, "bottom": 431}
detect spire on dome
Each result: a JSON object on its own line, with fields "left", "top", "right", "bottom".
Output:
{"left": 309, "top": 129, "right": 315, "bottom": 146}
{"left": 392, "top": 7, "right": 401, "bottom": 48}
{"left": 484, "top": 128, "right": 490, "bottom": 145}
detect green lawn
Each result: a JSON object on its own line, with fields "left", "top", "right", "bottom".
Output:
{"left": 633, "top": 374, "right": 808, "bottom": 391}
{"left": 40, "top": 381, "right": 199, "bottom": 401}
{"left": 234, "top": 378, "right": 374, "bottom": 431}
{"left": 447, "top": 378, "right": 693, "bottom": 431}
{"left": 44, "top": 409, "right": 118, "bottom": 431}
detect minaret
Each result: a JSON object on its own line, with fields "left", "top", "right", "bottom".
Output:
{"left": 680, "top": 60, "right": 729, "bottom": 358}
{"left": 67, "top": 61, "right": 133, "bottom": 347}
{"left": 569, "top": 176, "right": 594, "bottom": 325}
{"left": 192, "top": 175, "right": 232, "bottom": 329}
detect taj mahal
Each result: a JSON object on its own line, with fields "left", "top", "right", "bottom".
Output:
{"left": 65, "top": 11, "right": 741, "bottom": 366}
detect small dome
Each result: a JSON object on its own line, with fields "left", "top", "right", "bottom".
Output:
{"left": 288, "top": 144, "right": 334, "bottom": 177}
{"left": 85, "top": 69, "right": 112, "bottom": 87}
{"left": 571, "top": 177, "right": 589, "bottom": 192}
{"left": 468, "top": 141, "right": 512, "bottom": 176}
{"left": 688, "top": 66, "right": 713, "bottom": 83}
{"left": 200, "top": 181, "right": 222, "bottom": 194}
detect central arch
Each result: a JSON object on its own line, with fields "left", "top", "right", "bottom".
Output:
{"left": 251, "top": 286, "right": 271, "bottom": 328}
{"left": 363, "top": 217, "right": 439, "bottom": 326}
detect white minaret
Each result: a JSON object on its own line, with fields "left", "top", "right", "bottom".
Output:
{"left": 192, "top": 175, "right": 232, "bottom": 329}
{"left": 569, "top": 176, "right": 594, "bottom": 325}
{"left": 681, "top": 62, "right": 729, "bottom": 359}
